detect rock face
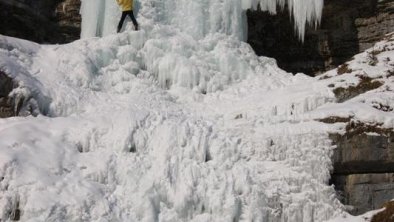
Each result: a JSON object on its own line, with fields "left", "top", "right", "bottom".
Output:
{"left": 331, "top": 130, "right": 394, "bottom": 175}
{"left": 0, "top": 0, "right": 81, "bottom": 43}
{"left": 0, "top": 71, "right": 41, "bottom": 118}
{"left": 329, "top": 121, "right": 394, "bottom": 215}
{"left": 247, "top": 0, "right": 394, "bottom": 76}
{"left": 318, "top": 35, "right": 394, "bottom": 216}
{"left": 55, "top": 0, "right": 81, "bottom": 42}
{"left": 332, "top": 173, "right": 394, "bottom": 215}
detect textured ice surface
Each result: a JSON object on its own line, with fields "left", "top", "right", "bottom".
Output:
{"left": 1, "top": 0, "right": 394, "bottom": 221}
{"left": 0, "top": 32, "right": 344, "bottom": 222}
{"left": 0, "top": 31, "right": 358, "bottom": 222}
{"left": 80, "top": 0, "right": 324, "bottom": 41}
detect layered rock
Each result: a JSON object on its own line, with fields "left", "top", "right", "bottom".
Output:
{"left": 247, "top": 0, "right": 394, "bottom": 76}
{"left": 329, "top": 122, "right": 394, "bottom": 215}
{"left": 0, "top": 0, "right": 81, "bottom": 43}
{"left": 321, "top": 115, "right": 394, "bottom": 216}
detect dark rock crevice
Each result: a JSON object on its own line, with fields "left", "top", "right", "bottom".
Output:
{"left": 0, "top": 71, "right": 44, "bottom": 118}
{"left": 0, "top": 71, "right": 18, "bottom": 118}
{"left": 0, "top": 0, "right": 81, "bottom": 44}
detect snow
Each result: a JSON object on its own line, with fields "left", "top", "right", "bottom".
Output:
{"left": 0, "top": 0, "right": 394, "bottom": 221}
{"left": 327, "top": 209, "right": 385, "bottom": 222}
{"left": 1, "top": 33, "right": 345, "bottom": 221}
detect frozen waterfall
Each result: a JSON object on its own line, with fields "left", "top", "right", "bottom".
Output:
{"left": 79, "top": 0, "right": 324, "bottom": 90}
{"left": 80, "top": 0, "right": 324, "bottom": 41}
{"left": 0, "top": 0, "right": 354, "bottom": 221}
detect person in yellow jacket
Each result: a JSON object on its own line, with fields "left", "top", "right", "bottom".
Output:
{"left": 116, "top": 0, "right": 139, "bottom": 32}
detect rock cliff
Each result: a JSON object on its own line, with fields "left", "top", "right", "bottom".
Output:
{"left": 330, "top": 123, "right": 394, "bottom": 215}
{"left": 318, "top": 34, "right": 394, "bottom": 215}
{"left": 247, "top": 0, "right": 394, "bottom": 76}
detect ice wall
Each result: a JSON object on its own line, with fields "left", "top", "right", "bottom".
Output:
{"left": 79, "top": 0, "right": 324, "bottom": 91}
{"left": 80, "top": 0, "right": 324, "bottom": 41}
{"left": 80, "top": 0, "right": 120, "bottom": 38}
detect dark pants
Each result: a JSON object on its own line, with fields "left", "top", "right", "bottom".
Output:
{"left": 117, "top": 10, "right": 138, "bottom": 32}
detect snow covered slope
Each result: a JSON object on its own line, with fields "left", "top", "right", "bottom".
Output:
{"left": 0, "top": 0, "right": 393, "bottom": 221}
{"left": 0, "top": 32, "right": 342, "bottom": 222}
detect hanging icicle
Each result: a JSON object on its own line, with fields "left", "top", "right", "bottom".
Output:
{"left": 242, "top": 0, "right": 324, "bottom": 41}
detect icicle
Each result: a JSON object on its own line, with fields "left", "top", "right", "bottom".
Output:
{"left": 287, "top": 0, "right": 324, "bottom": 41}
{"left": 250, "top": 0, "right": 324, "bottom": 41}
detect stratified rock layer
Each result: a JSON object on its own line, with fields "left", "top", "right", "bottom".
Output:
{"left": 330, "top": 127, "right": 394, "bottom": 215}
{"left": 247, "top": 0, "right": 394, "bottom": 75}
{"left": 318, "top": 34, "right": 394, "bottom": 216}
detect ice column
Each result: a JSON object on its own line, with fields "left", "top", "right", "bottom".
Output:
{"left": 80, "top": 0, "right": 120, "bottom": 38}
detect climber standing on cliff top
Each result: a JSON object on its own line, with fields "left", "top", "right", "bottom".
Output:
{"left": 116, "top": 0, "right": 139, "bottom": 32}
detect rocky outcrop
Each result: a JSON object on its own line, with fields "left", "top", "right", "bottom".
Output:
{"left": 330, "top": 122, "right": 394, "bottom": 175}
{"left": 356, "top": 0, "right": 394, "bottom": 51}
{"left": 333, "top": 76, "right": 384, "bottom": 103}
{"left": 329, "top": 122, "right": 394, "bottom": 214}
{"left": 55, "top": 0, "right": 81, "bottom": 42}
{"left": 0, "top": 71, "right": 42, "bottom": 118}
{"left": 247, "top": 0, "right": 394, "bottom": 76}
{"left": 328, "top": 117, "right": 394, "bottom": 215}
{"left": 0, "top": 0, "right": 81, "bottom": 43}
{"left": 0, "top": 71, "right": 16, "bottom": 118}
{"left": 332, "top": 173, "right": 394, "bottom": 215}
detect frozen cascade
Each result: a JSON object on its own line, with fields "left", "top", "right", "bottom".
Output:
{"left": 0, "top": 0, "right": 357, "bottom": 221}
{"left": 80, "top": 0, "right": 322, "bottom": 91}
{"left": 80, "top": 0, "right": 324, "bottom": 41}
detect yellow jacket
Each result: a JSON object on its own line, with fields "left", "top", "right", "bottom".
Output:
{"left": 116, "top": 0, "right": 133, "bottom": 11}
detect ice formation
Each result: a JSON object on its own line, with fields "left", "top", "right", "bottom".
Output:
{"left": 81, "top": 0, "right": 324, "bottom": 41}
{"left": 1, "top": 33, "right": 345, "bottom": 221}
{"left": 80, "top": 0, "right": 323, "bottom": 91}
{"left": 1, "top": 0, "right": 393, "bottom": 220}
